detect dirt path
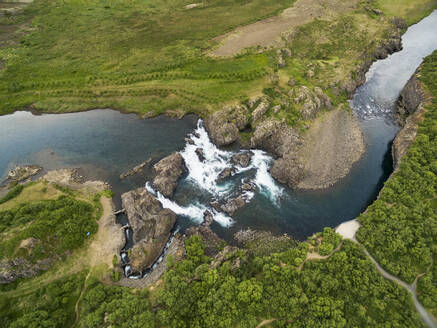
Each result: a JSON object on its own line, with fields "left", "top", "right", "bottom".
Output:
{"left": 88, "top": 197, "right": 124, "bottom": 268}
{"left": 256, "top": 319, "right": 277, "bottom": 328}
{"left": 210, "top": 0, "right": 359, "bottom": 57}
{"left": 361, "top": 247, "right": 436, "bottom": 328}
{"left": 335, "top": 223, "right": 436, "bottom": 328}
{"left": 73, "top": 271, "right": 91, "bottom": 327}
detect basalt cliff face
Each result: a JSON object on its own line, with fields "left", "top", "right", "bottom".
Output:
{"left": 393, "top": 72, "right": 428, "bottom": 169}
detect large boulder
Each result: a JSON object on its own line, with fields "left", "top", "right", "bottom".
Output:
{"left": 231, "top": 152, "right": 253, "bottom": 168}
{"left": 122, "top": 188, "right": 176, "bottom": 272}
{"left": 220, "top": 196, "right": 246, "bottom": 216}
{"left": 204, "top": 105, "right": 249, "bottom": 146}
{"left": 250, "top": 119, "right": 301, "bottom": 157}
{"left": 153, "top": 152, "right": 185, "bottom": 197}
{"left": 251, "top": 99, "right": 270, "bottom": 123}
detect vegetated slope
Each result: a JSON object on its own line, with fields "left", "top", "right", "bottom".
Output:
{"left": 0, "top": 0, "right": 433, "bottom": 122}
{"left": 0, "top": 180, "right": 103, "bottom": 284}
{"left": 0, "top": 0, "right": 295, "bottom": 116}
{"left": 1, "top": 229, "right": 425, "bottom": 327}
{"left": 78, "top": 233, "right": 423, "bottom": 327}
{"left": 357, "top": 51, "right": 437, "bottom": 315}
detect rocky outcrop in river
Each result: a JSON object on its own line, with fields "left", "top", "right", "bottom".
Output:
{"left": 121, "top": 188, "right": 177, "bottom": 273}
{"left": 6, "top": 165, "right": 42, "bottom": 183}
{"left": 153, "top": 152, "right": 185, "bottom": 197}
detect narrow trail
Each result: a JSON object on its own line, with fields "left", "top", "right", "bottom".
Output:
{"left": 73, "top": 271, "right": 91, "bottom": 327}
{"left": 256, "top": 319, "right": 277, "bottom": 328}
{"left": 258, "top": 234, "right": 436, "bottom": 328}
{"left": 297, "top": 240, "right": 344, "bottom": 271}
{"left": 360, "top": 246, "right": 436, "bottom": 328}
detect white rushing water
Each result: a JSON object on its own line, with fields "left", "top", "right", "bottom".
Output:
{"left": 146, "top": 119, "right": 283, "bottom": 228}
{"left": 180, "top": 120, "right": 234, "bottom": 196}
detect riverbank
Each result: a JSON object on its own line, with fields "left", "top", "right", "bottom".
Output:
{"left": 357, "top": 49, "right": 437, "bottom": 318}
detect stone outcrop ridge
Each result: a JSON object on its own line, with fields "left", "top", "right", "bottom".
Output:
{"left": 6, "top": 165, "right": 42, "bottom": 182}
{"left": 204, "top": 104, "right": 249, "bottom": 146}
{"left": 0, "top": 257, "right": 52, "bottom": 284}
{"left": 250, "top": 108, "right": 364, "bottom": 189}
{"left": 153, "top": 152, "right": 185, "bottom": 197}
{"left": 121, "top": 188, "right": 176, "bottom": 272}
{"left": 120, "top": 159, "right": 152, "bottom": 179}
{"left": 393, "top": 72, "right": 428, "bottom": 169}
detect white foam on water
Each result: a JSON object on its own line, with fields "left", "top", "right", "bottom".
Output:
{"left": 146, "top": 182, "right": 205, "bottom": 224}
{"left": 180, "top": 120, "right": 233, "bottom": 196}
{"left": 145, "top": 119, "right": 283, "bottom": 228}
{"left": 146, "top": 182, "right": 234, "bottom": 227}
{"left": 250, "top": 150, "right": 283, "bottom": 205}
{"left": 211, "top": 210, "right": 234, "bottom": 227}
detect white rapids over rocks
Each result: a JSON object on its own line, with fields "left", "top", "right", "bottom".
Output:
{"left": 146, "top": 120, "right": 284, "bottom": 228}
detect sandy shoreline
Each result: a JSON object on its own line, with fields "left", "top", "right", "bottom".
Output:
{"left": 335, "top": 219, "right": 360, "bottom": 240}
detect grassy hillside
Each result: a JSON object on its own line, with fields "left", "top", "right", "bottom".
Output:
{"left": 0, "top": 0, "right": 434, "bottom": 120}
{"left": 0, "top": 181, "right": 103, "bottom": 278}
{"left": 0, "top": 0, "right": 295, "bottom": 116}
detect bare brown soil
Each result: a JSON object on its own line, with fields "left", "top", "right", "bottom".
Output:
{"left": 210, "top": 0, "right": 359, "bottom": 57}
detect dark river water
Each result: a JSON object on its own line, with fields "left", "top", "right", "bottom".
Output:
{"left": 1, "top": 10, "right": 436, "bottom": 244}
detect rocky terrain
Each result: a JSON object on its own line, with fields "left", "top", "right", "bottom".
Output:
{"left": 5, "top": 165, "right": 42, "bottom": 183}
{"left": 0, "top": 254, "right": 53, "bottom": 284}
{"left": 204, "top": 29, "right": 404, "bottom": 190}
{"left": 204, "top": 104, "right": 249, "bottom": 146}
{"left": 152, "top": 152, "right": 185, "bottom": 197}
{"left": 121, "top": 188, "right": 177, "bottom": 273}
{"left": 393, "top": 72, "right": 429, "bottom": 169}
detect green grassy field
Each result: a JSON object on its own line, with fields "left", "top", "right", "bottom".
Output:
{"left": 0, "top": 0, "right": 297, "bottom": 116}
{"left": 0, "top": 0, "right": 434, "bottom": 119}
{"left": 376, "top": 0, "right": 437, "bottom": 24}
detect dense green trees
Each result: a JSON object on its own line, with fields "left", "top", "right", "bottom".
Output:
{"left": 0, "top": 195, "right": 98, "bottom": 262}
{"left": 357, "top": 51, "right": 437, "bottom": 312}
{"left": 154, "top": 236, "right": 423, "bottom": 327}
{"left": 1, "top": 272, "right": 86, "bottom": 328}
{"left": 79, "top": 281, "right": 155, "bottom": 328}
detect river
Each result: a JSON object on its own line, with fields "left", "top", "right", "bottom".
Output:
{"left": 1, "top": 11, "right": 436, "bottom": 250}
